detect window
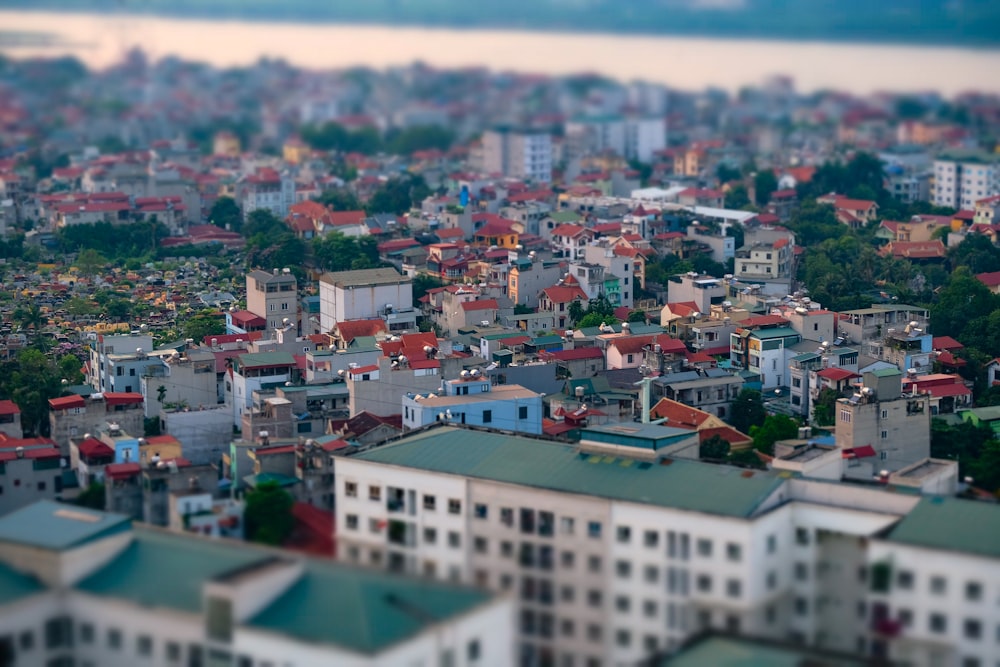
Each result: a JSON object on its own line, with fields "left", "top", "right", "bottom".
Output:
{"left": 137, "top": 635, "right": 153, "bottom": 657}
{"left": 794, "top": 597, "right": 808, "bottom": 616}
{"left": 467, "top": 639, "right": 481, "bottom": 662}
{"left": 368, "top": 485, "right": 381, "bottom": 501}
{"left": 560, "top": 516, "right": 575, "bottom": 535}
{"left": 423, "top": 527, "right": 437, "bottom": 544}
{"left": 898, "top": 608, "right": 913, "bottom": 627}
{"left": 929, "top": 613, "right": 947, "bottom": 634}
{"left": 794, "top": 562, "right": 808, "bottom": 581}
{"left": 519, "top": 405, "right": 528, "bottom": 420}
{"left": 726, "top": 579, "right": 742, "bottom": 598}
{"left": 616, "top": 526, "right": 631, "bottom": 543}
{"left": 930, "top": 576, "right": 947, "bottom": 595}
{"left": 726, "top": 543, "right": 742, "bottom": 562}
{"left": 586, "top": 624, "right": 602, "bottom": 642}
{"left": 897, "top": 570, "right": 914, "bottom": 590}
{"left": 796, "top": 528, "right": 810, "bottom": 545}
{"left": 423, "top": 494, "right": 436, "bottom": 511}
{"left": 644, "top": 565, "right": 659, "bottom": 583}
{"left": 500, "top": 540, "right": 513, "bottom": 557}
{"left": 561, "top": 619, "right": 575, "bottom": 637}
{"left": 368, "top": 518, "right": 382, "bottom": 534}
{"left": 615, "top": 560, "right": 632, "bottom": 578}
{"left": 587, "top": 521, "right": 602, "bottom": 538}
{"left": 166, "top": 642, "right": 181, "bottom": 662}
{"left": 520, "top": 508, "right": 535, "bottom": 533}
{"left": 766, "top": 534, "right": 777, "bottom": 554}
{"left": 766, "top": 571, "right": 777, "bottom": 590}
{"left": 696, "top": 538, "right": 712, "bottom": 557}
{"left": 965, "top": 581, "right": 982, "bottom": 601}
{"left": 107, "top": 628, "right": 122, "bottom": 650}
{"left": 448, "top": 499, "right": 461, "bottom": 514}
{"left": 80, "top": 623, "right": 94, "bottom": 644}
{"left": 448, "top": 531, "right": 461, "bottom": 548}
{"left": 587, "top": 590, "right": 603, "bottom": 608}
{"left": 345, "top": 514, "right": 358, "bottom": 530}
{"left": 500, "top": 507, "right": 514, "bottom": 526}
{"left": 696, "top": 575, "right": 712, "bottom": 593}
{"left": 561, "top": 551, "right": 575, "bottom": 568}
{"left": 643, "top": 530, "right": 659, "bottom": 548}
{"left": 964, "top": 619, "right": 981, "bottom": 639}
{"left": 474, "top": 503, "right": 488, "bottom": 519}
{"left": 538, "top": 511, "right": 554, "bottom": 537}
{"left": 587, "top": 555, "right": 602, "bottom": 573}
{"left": 482, "top": 410, "right": 492, "bottom": 424}
{"left": 615, "top": 629, "right": 631, "bottom": 647}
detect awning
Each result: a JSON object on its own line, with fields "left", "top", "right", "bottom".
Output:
{"left": 842, "top": 445, "right": 877, "bottom": 459}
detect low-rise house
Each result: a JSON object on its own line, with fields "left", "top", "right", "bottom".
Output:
{"left": 0, "top": 400, "right": 21, "bottom": 439}
{"left": 403, "top": 376, "right": 543, "bottom": 435}
{"left": 651, "top": 368, "right": 745, "bottom": 419}
{"left": 0, "top": 436, "right": 64, "bottom": 514}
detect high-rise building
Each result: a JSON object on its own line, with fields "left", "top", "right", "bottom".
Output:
{"left": 482, "top": 129, "right": 552, "bottom": 183}
{"left": 932, "top": 152, "right": 1000, "bottom": 210}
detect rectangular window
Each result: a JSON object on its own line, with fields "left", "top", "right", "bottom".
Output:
{"left": 448, "top": 531, "right": 461, "bottom": 548}
{"left": 930, "top": 613, "right": 947, "bottom": 634}
{"left": 519, "top": 405, "right": 528, "bottom": 420}
{"left": 538, "top": 511, "right": 554, "bottom": 537}
{"left": 587, "top": 521, "right": 601, "bottom": 538}
{"left": 643, "top": 530, "right": 659, "bottom": 548}
{"left": 696, "top": 575, "right": 712, "bottom": 593}
{"left": 615, "top": 560, "right": 632, "bottom": 578}
{"left": 500, "top": 507, "right": 514, "bottom": 526}
{"left": 930, "top": 576, "right": 947, "bottom": 595}
{"left": 482, "top": 410, "right": 492, "bottom": 424}
{"left": 368, "top": 485, "right": 381, "bottom": 501}
{"left": 520, "top": 508, "right": 536, "bottom": 533}
{"left": 617, "top": 526, "right": 631, "bottom": 543}
{"left": 726, "top": 543, "right": 742, "bottom": 562}
{"left": 696, "top": 538, "right": 712, "bottom": 557}
{"left": 474, "top": 503, "right": 488, "bottom": 519}
{"left": 448, "top": 499, "right": 461, "bottom": 514}
{"left": 966, "top": 581, "right": 982, "bottom": 601}
{"left": 726, "top": 579, "right": 742, "bottom": 598}
{"left": 137, "top": 635, "right": 153, "bottom": 657}
{"left": 897, "top": 570, "right": 914, "bottom": 590}
{"left": 107, "top": 629, "right": 122, "bottom": 650}
{"left": 423, "top": 494, "right": 436, "bottom": 511}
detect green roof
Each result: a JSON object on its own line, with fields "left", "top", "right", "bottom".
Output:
{"left": 351, "top": 427, "right": 784, "bottom": 518}
{"left": 0, "top": 561, "right": 44, "bottom": 607}
{"left": 750, "top": 327, "right": 800, "bottom": 340}
{"left": 792, "top": 352, "right": 821, "bottom": 363}
{"left": 887, "top": 496, "right": 1000, "bottom": 560}
{"left": 871, "top": 367, "right": 903, "bottom": 377}
{"left": 76, "top": 529, "right": 269, "bottom": 612}
{"left": 961, "top": 405, "right": 1000, "bottom": 421}
{"left": 0, "top": 501, "right": 131, "bottom": 551}
{"left": 530, "top": 335, "right": 563, "bottom": 345}
{"left": 548, "top": 211, "right": 581, "bottom": 223}
{"left": 238, "top": 351, "right": 297, "bottom": 369}
{"left": 663, "top": 635, "right": 869, "bottom": 667}
{"left": 244, "top": 472, "right": 301, "bottom": 488}
{"left": 248, "top": 560, "right": 492, "bottom": 654}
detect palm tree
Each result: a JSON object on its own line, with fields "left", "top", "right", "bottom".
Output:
{"left": 13, "top": 303, "right": 45, "bottom": 331}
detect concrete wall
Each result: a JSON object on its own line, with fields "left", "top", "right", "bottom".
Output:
{"left": 162, "top": 408, "right": 232, "bottom": 466}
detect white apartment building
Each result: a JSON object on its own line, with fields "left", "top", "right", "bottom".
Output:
{"left": 482, "top": 129, "right": 552, "bottom": 183}
{"left": 932, "top": 153, "right": 1000, "bottom": 210}
{"left": 87, "top": 333, "right": 158, "bottom": 394}
{"left": 564, "top": 116, "right": 667, "bottom": 163}
{"left": 334, "top": 424, "right": 992, "bottom": 666}
{"left": 319, "top": 267, "right": 415, "bottom": 334}
{"left": 237, "top": 167, "right": 295, "bottom": 220}
{"left": 0, "top": 500, "right": 514, "bottom": 667}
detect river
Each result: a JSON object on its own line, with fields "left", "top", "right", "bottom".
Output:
{"left": 1, "top": 10, "right": 998, "bottom": 95}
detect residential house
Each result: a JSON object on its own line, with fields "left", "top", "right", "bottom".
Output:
{"left": 817, "top": 194, "right": 879, "bottom": 228}
{"left": 539, "top": 347, "right": 606, "bottom": 379}
{"left": 651, "top": 369, "right": 744, "bottom": 419}
{"left": 550, "top": 223, "right": 595, "bottom": 260}
{"left": 0, "top": 400, "right": 21, "bottom": 439}
{"left": 48, "top": 392, "right": 145, "bottom": 457}
{"left": 539, "top": 278, "right": 588, "bottom": 330}
{"left": 246, "top": 268, "right": 298, "bottom": 334}
{"left": 403, "top": 376, "right": 543, "bottom": 435}
{"left": 0, "top": 436, "right": 64, "bottom": 514}
{"left": 648, "top": 397, "right": 752, "bottom": 451}
{"left": 975, "top": 271, "right": 1000, "bottom": 295}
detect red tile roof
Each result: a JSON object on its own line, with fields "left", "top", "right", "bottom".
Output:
{"left": 0, "top": 400, "right": 19, "bottom": 416}
{"left": 976, "top": 271, "right": 1000, "bottom": 288}
{"left": 739, "top": 315, "right": 789, "bottom": 328}
{"left": 541, "top": 285, "right": 587, "bottom": 304}
{"left": 932, "top": 336, "right": 964, "bottom": 351}
{"left": 77, "top": 437, "right": 114, "bottom": 458}
{"left": 106, "top": 462, "right": 142, "bottom": 479}
{"left": 49, "top": 395, "right": 86, "bottom": 410}
{"left": 460, "top": 299, "right": 499, "bottom": 312}
{"left": 335, "top": 319, "right": 388, "bottom": 343}
{"left": 816, "top": 367, "right": 860, "bottom": 382}
{"left": 610, "top": 334, "right": 687, "bottom": 355}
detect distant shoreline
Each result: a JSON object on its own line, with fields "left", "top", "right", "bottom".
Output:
{"left": 3, "top": 2, "right": 1000, "bottom": 51}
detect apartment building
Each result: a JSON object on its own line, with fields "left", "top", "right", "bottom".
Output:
{"left": 666, "top": 273, "right": 727, "bottom": 315}
{"left": 564, "top": 116, "right": 666, "bottom": 163}
{"left": 87, "top": 334, "right": 157, "bottom": 394}
{"left": 835, "top": 368, "right": 931, "bottom": 480}
{"left": 335, "top": 424, "right": 995, "bottom": 666}
{"left": 482, "top": 129, "right": 552, "bottom": 183}
{"left": 236, "top": 166, "right": 295, "bottom": 219}
{"left": 319, "top": 267, "right": 415, "bottom": 334}
{"left": 48, "top": 392, "right": 145, "bottom": 456}
{"left": 837, "top": 304, "right": 930, "bottom": 349}
{"left": 246, "top": 268, "right": 298, "bottom": 333}
{"left": 0, "top": 437, "right": 63, "bottom": 515}
{"left": 932, "top": 151, "right": 1000, "bottom": 210}
{"left": 0, "top": 500, "right": 514, "bottom": 667}
{"left": 733, "top": 238, "right": 794, "bottom": 295}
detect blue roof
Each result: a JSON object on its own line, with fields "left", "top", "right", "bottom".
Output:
{"left": 0, "top": 501, "right": 131, "bottom": 551}
{"left": 0, "top": 561, "right": 44, "bottom": 607}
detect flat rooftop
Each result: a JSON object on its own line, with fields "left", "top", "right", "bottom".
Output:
{"left": 0, "top": 500, "right": 131, "bottom": 551}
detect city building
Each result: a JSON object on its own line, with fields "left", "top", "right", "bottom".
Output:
{"left": 87, "top": 334, "right": 158, "bottom": 394}
{"left": 835, "top": 368, "right": 931, "bottom": 480}
{"left": 665, "top": 273, "right": 727, "bottom": 316}
{"left": 246, "top": 268, "right": 298, "bottom": 333}
{"left": 0, "top": 500, "right": 514, "bottom": 667}
{"left": 403, "top": 375, "right": 543, "bottom": 434}
{"left": 334, "top": 423, "right": 997, "bottom": 666}
{"left": 564, "top": 116, "right": 667, "bottom": 163}
{"left": 0, "top": 400, "right": 22, "bottom": 439}
{"left": 319, "top": 267, "right": 415, "bottom": 334}
{"left": 0, "top": 436, "right": 63, "bottom": 515}
{"left": 236, "top": 166, "right": 295, "bottom": 219}
{"left": 932, "top": 151, "right": 1000, "bottom": 210}
{"left": 48, "top": 392, "right": 145, "bottom": 456}
{"left": 482, "top": 128, "right": 552, "bottom": 183}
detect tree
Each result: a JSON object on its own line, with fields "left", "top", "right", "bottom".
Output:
{"left": 577, "top": 312, "right": 617, "bottom": 329}
{"left": 244, "top": 481, "right": 295, "bottom": 545}
{"left": 157, "top": 385, "right": 167, "bottom": 404}
{"left": 385, "top": 125, "right": 455, "bottom": 155}
{"left": 626, "top": 310, "right": 648, "bottom": 323}
{"left": 13, "top": 303, "right": 45, "bottom": 331}
{"left": 412, "top": 273, "right": 445, "bottom": 302}
{"left": 316, "top": 189, "right": 362, "bottom": 212}
{"left": 514, "top": 304, "right": 534, "bottom": 315}
{"left": 567, "top": 300, "right": 585, "bottom": 325}
{"left": 57, "top": 354, "right": 84, "bottom": 386}
{"left": 76, "top": 483, "right": 106, "bottom": 510}
{"left": 750, "top": 415, "right": 799, "bottom": 455}
{"left": 209, "top": 196, "right": 242, "bottom": 233}
{"left": 366, "top": 175, "right": 431, "bottom": 215}
{"left": 182, "top": 310, "right": 226, "bottom": 343}
{"left": 716, "top": 163, "right": 741, "bottom": 184}
{"left": 700, "top": 434, "right": 731, "bottom": 460}
{"left": 725, "top": 185, "right": 750, "bottom": 209}
{"left": 729, "top": 389, "right": 766, "bottom": 435}
{"left": 74, "top": 248, "right": 107, "bottom": 277}
{"left": 753, "top": 170, "right": 778, "bottom": 207}
{"left": 812, "top": 387, "right": 839, "bottom": 426}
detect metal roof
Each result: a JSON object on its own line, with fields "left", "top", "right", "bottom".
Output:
{"left": 0, "top": 561, "right": 44, "bottom": 606}
{"left": 237, "top": 351, "right": 297, "bottom": 369}
{"left": 886, "top": 497, "right": 1000, "bottom": 560}
{"left": 0, "top": 501, "right": 131, "bottom": 552}
{"left": 662, "top": 635, "right": 870, "bottom": 667}
{"left": 351, "top": 427, "right": 784, "bottom": 518}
